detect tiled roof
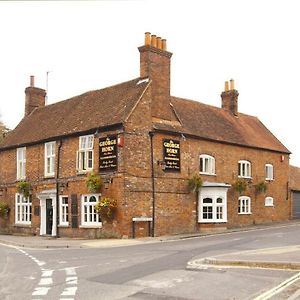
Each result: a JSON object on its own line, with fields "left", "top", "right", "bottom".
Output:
{"left": 1, "top": 78, "right": 290, "bottom": 154}
{"left": 290, "top": 166, "right": 300, "bottom": 191}
{"left": 0, "top": 78, "right": 149, "bottom": 149}
{"left": 154, "top": 96, "right": 290, "bottom": 154}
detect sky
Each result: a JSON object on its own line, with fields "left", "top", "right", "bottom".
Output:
{"left": 1, "top": 0, "right": 300, "bottom": 165}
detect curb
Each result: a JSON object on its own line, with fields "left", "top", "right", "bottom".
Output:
{"left": 187, "top": 257, "right": 300, "bottom": 271}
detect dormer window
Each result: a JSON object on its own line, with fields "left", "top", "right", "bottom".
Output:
{"left": 76, "top": 135, "right": 94, "bottom": 173}
{"left": 238, "top": 160, "right": 251, "bottom": 178}
{"left": 265, "top": 164, "right": 274, "bottom": 181}
{"left": 200, "top": 154, "right": 215, "bottom": 175}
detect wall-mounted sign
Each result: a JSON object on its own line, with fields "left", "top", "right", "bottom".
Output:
{"left": 99, "top": 135, "right": 118, "bottom": 172}
{"left": 163, "top": 139, "right": 180, "bottom": 171}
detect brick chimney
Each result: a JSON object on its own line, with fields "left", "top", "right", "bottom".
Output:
{"left": 138, "top": 32, "right": 175, "bottom": 121}
{"left": 25, "top": 76, "right": 46, "bottom": 117}
{"left": 221, "top": 79, "right": 239, "bottom": 116}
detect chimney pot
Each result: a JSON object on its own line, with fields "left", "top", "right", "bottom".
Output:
{"left": 162, "top": 39, "right": 167, "bottom": 50}
{"left": 230, "top": 79, "right": 235, "bottom": 90}
{"left": 30, "top": 75, "right": 35, "bottom": 87}
{"left": 151, "top": 35, "right": 157, "bottom": 47}
{"left": 157, "top": 37, "right": 162, "bottom": 49}
{"left": 224, "top": 81, "right": 229, "bottom": 92}
{"left": 145, "top": 32, "right": 151, "bottom": 46}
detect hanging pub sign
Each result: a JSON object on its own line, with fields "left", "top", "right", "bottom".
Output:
{"left": 163, "top": 139, "right": 180, "bottom": 171}
{"left": 99, "top": 135, "right": 118, "bottom": 172}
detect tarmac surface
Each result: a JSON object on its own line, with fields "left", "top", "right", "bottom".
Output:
{"left": 1, "top": 221, "right": 300, "bottom": 271}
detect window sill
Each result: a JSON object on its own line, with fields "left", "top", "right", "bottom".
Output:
{"left": 238, "top": 213, "right": 252, "bottom": 215}
{"left": 44, "top": 175, "right": 55, "bottom": 179}
{"left": 79, "top": 224, "right": 102, "bottom": 229}
{"left": 198, "top": 220, "right": 227, "bottom": 223}
{"left": 58, "top": 224, "right": 70, "bottom": 228}
{"left": 238, "top": 176, "right": 252, "bottom": 179}
{"left": 14, "top": 223, "right": 31, "bottom": 227}
{"left": 199, "top": 172, "right": 216, "bottom": 176}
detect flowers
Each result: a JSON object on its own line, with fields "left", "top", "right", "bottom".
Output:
{"left": 86, "top": 172, "right": 103, "bottom": 193}
{"left": 188, "top": 174, "right": 203, "bottom": 193}
{"left": 0, "top": 202, "right": 9, "bottom": 218}
{"left": 95, "top": 197, "right": 117, "bottom": 219}
{"left": 16, "top": 181, "right": 31, "bottom": 198}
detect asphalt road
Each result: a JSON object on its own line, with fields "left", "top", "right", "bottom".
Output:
{"left": 1, "top": 223, "right": 300, "bottom": 299}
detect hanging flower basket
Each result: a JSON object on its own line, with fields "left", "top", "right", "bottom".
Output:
{"left": 86, "top": 172, "right": 103, "bottom": 193}
{"left": 188, "top": 174, "right": 203, "bottom": 193}
{"left": 255, "top": 181, "right": 268, "bottom": 194}
{"left": 232, "top": 178, "right": 248, "bottom": 194}
{"left": 95, "top": 197, "right": 117, "bottom": 219}
{"left": 16, "top": 181, "right": 31, "bottom": 198}
{"left": 0, "top": 202, "right": 9, "bottom": 219}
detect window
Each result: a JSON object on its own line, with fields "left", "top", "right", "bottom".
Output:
{"left": 238, "top": 196, "right": 251, "bottom": 214}
{"left": 200, "top": 196, "right": 227, "bottom": 223}
{"left": 200, "top": 154, "right": 215, "bottom": 175}
{"left": 265, "top": 164, "right": 274, "bottom": 180}
{"left": 77, "top": 135, "right": 94, "bottom": 172}
{"left": 44, "top": 142, "right": 56, "bottom": 177}
{"left": 17, "top": 147, "right": 26, "bottom": 180}
{"left": 81, "top": 194, "right": 101, "bottom": 226}
{"left": 59, "top": 196, "right": 69, "bottom": 226}
{"left": 15, "top": 193, "right": 32, "bottom": 224}
{"left": 265, "top": 197, "right": 274, "bottom": 207}
{"left": 238, "top": 160, "right": 251, "bottom": 178}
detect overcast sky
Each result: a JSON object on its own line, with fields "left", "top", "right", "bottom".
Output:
{"left": 1, "top": 0, "right": 300, "bottom": 166}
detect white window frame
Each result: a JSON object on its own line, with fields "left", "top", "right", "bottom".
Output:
{"left": 16, "top": 147, "right": 26, "bottom": 180}
{"left": 44, "top": 142, "right": 56, "bottom": 177}
{"left": 199, "top": 187, "right": 227, "bottom": 223}
{"left": 265, "top": 164, "right": 274, "bottom": 181}
{"left": 76, "top": 135, "right": 94, "bottom": 173}
{"left": 199, "top": 154, "right": 216, "bottom": 175}
{"left": 59, "top": 196, "right": 69, "bottom": 226}
{"left": 238, "top": 160, "right": 251, "bottom": 178}
{"left": 238, "top": 196, "right": 251, "bottom": 214}
{"left": 15, "top": 193, "right": 32, "bottom": 225}
{"left": 265, "top": 197, "right": 274, "bottom": 207}
{"left": 81, "top": 194, "right": 101, "bottom": 227}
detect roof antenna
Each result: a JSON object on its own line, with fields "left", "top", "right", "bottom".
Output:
{"left": 46, "top": 71, "right": 51, "bottom": 105}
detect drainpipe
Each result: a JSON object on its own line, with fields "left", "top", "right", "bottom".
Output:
{"left": 55, "top": 139, "right": 62, "bottom": 237}
{"left": 149, "top": 132, "right": 155, "bottom": 237}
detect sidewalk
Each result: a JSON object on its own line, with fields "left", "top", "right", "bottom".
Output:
{"left": 0, "top": 220, "right": 300, "bottom": 250}
{"left": 187, "top": 244, "right": 300, "bottom": 271}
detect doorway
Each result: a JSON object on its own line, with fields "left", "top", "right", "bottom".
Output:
{"left": 46, "top": 199, "right": 53, "bottom": 235}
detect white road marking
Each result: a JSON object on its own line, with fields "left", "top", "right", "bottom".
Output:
{"left": 39, "top": 277, "right": 53, "bottom": 285}
{"left": 42, "top": 270, "right": 53, "bottom": 277}
{"left": 66, "top": 276, "right": 78, "bottom": 284}
{"left": 32, "top": 287, "right": 51, "bottom": 296}
{"left": 65, "top": 267, "right": 76, "bottom": 276}
{"left": 61, "top": 287, "right": 77, "bottom": 296}
{"left": 253, "top": 271, "right": 300, "bottom": 300}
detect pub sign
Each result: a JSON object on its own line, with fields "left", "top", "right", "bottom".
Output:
{"left": 99, "top": 135, "right": 118, "bottom": 172}
{"left": 163, "top": 139, "right": 180, "bottom": 171}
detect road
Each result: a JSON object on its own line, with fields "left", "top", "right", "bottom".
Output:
{"left": 1, "top": 223, "right": 300, "bottom": 299}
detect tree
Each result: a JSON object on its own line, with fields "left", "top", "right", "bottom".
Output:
{"left": 0, "top": 120, "right": 10, "bottom": 143}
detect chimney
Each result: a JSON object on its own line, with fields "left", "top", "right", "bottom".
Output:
{"left": 25, "top": 76, "right": 46, "bottom": 117}
{"left": 138, "top": 32, "right": 175, "bottom": 121}
{"left": 221, "top": 79, "right": 239, "bottom": 116}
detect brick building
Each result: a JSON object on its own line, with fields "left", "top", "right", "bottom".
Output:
{"left": 0, "top": 32, "right": 291, "bottom": 238}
